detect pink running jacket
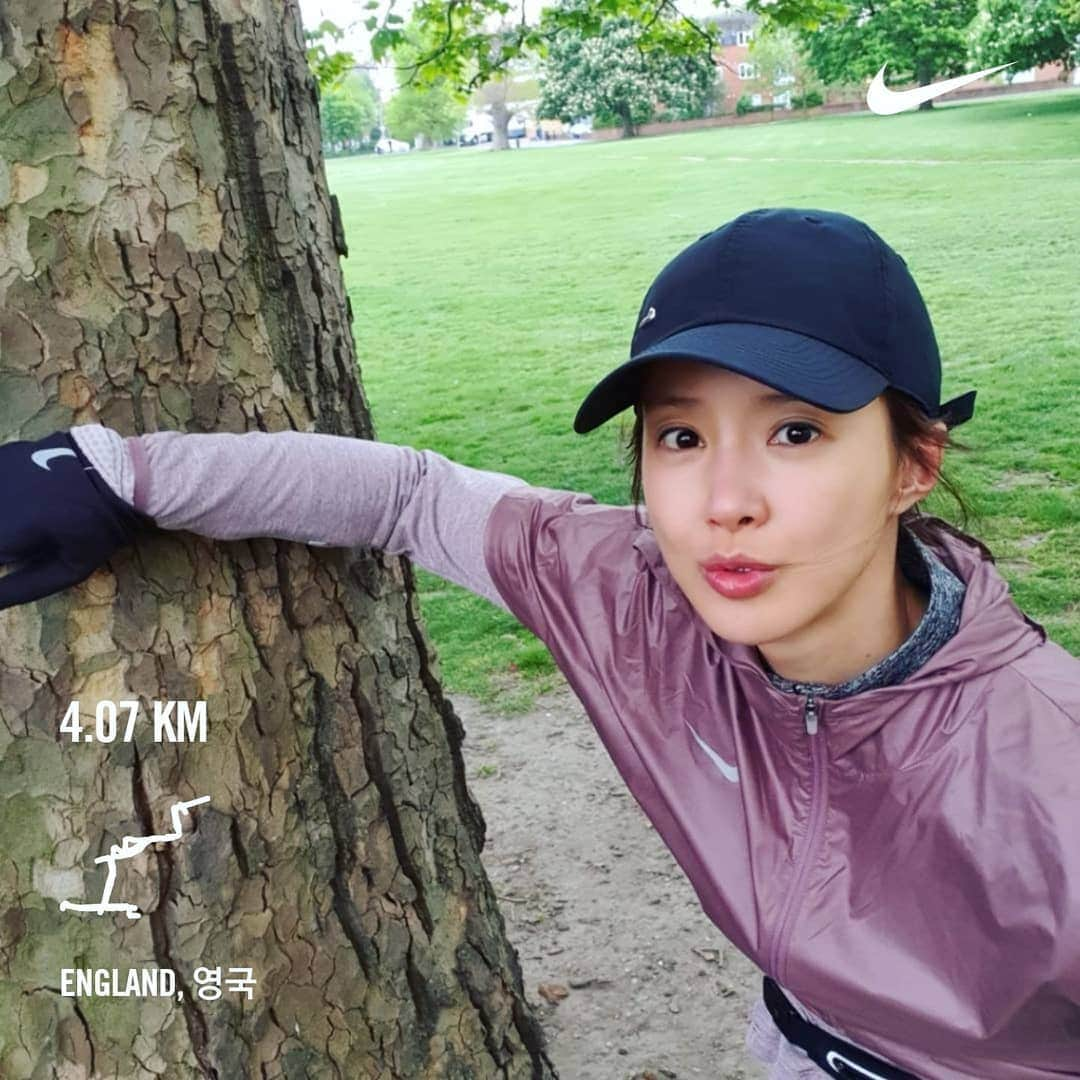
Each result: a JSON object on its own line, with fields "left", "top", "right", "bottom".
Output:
{"left": 480, "top": 487, "right": 1080, "bottom": 1079}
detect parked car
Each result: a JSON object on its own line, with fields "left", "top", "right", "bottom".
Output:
{"left": 507, "top": 113, "right": 530, "bottom": 140}
{"left": 374, "top": 137, "right": 411, "bottom": 153}
{"left": 569, "top": 118, "right": 593, "bottom": 139}
{"left": 459, "top": 116, "right": 494, "bottom": 145}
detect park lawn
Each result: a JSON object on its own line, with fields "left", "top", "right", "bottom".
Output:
{"left": 327, "top": 89, "right": 1080, "bottom": 711}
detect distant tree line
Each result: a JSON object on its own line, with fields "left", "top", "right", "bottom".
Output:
{"left": 306, "top": 0, "right": 1080, "bottom": 148}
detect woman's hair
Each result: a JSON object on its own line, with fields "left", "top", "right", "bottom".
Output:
{"left": 620, "top": 387, "right": 996, "bottom": 562}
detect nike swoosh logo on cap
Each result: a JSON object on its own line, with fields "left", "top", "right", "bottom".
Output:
{"left": 866, "top": 61, "right": 1014, "bottom": 115}
{"left": 685, "top": 719, "right": 739, "bottom": 784}
{"left": 31, "top": 448, "right": 78, "bottom": 470}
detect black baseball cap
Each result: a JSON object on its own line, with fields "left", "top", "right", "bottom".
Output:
{"left": 573, "top": 208, "right": 977, "bottom": 434}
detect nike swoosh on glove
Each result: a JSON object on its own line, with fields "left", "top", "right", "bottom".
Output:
{"left": 0, "top": 430, "right": 156, "bottom": 611}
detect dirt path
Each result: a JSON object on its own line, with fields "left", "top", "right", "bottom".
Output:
{"left": 454, "top": 681, "right": 770, "bottom": 1080}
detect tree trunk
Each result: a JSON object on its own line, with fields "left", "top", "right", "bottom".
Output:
{"left": 620, "top": 106, "right": 636, "bottom": 138}
{"left": 917, "top": 59, "right": 935, "bottom": 110}
{"left": 0, "top": 2, "right": 556, "bottom": 1077}
{"left": 490, "top": 100, "right": 510, "bottom": 150}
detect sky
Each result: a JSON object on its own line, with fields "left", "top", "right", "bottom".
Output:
{"left": 299, "top": 0, "right": 389, "bottom": 63}
{"left": 298, "top": 0, "right": 395, "bottom": 95}
{"left": 299, "top": 0, "right": 551, "bottom": 61}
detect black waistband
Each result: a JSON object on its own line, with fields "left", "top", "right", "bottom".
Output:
{"left": 762, "top": 976, "right": 921, "bottom": 1080}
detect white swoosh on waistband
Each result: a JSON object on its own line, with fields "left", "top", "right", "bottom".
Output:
{"left": 866, "top": 61, "right": 1014, "bottom": 115}
{"left": 30, "top": 448, "right": 78, "bottom": 470}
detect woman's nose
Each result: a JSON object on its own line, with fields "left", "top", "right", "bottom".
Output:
{"left": 704, "top": 452, "right": 767, "bottom": 532}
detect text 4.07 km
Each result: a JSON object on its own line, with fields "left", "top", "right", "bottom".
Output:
{"left": 59, "top": 699, "right": 208, "bottom": 743}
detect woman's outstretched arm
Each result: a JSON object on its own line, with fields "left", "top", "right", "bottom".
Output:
{"left": 69, "top": 424, "right": 531, "bottom": 614}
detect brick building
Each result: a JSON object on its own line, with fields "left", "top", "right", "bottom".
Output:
{"left": 705, "top": 10, "right": 770, "bottom": 112}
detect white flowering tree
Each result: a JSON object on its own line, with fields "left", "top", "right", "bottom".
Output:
{"left": 538, "top": 14, "right": 718, "bottom": 136}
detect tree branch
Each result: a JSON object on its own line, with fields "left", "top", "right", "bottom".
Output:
{"left": 395, "top": 0, "right": 462, "bottom": 87}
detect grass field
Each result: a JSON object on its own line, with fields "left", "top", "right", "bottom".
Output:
{"left": 326, "top": 89, "right": 1080, "bottom": 710}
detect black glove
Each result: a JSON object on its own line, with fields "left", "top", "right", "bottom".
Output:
{"left": 0, "top": 430, "right": 155, "bottom": 611}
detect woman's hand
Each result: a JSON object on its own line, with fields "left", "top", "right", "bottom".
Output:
{"left": 0, "top": 430, "right": 152, "bottom": 611}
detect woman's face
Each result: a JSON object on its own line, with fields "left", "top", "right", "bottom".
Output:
{"left": 639, "top": 360, "right": 936, "bottom": 656}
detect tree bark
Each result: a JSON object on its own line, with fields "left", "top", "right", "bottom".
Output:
{"left": 0, "top": 2, "right": 556, "bottom": 1077}
{"left": 490, "top": 99, "right": 510, "bottom": 151}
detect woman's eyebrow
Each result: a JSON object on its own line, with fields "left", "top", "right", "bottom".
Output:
{"left": 643, "top": 390, "right": 810, "bottom": 409}
{"left": 643, "top": 393, "right": 701, "bottom": 409}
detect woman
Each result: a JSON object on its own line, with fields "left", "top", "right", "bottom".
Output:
{"left": 2, "top": 208, "right": 1077, "bottom": 1078}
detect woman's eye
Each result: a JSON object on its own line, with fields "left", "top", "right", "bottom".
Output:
{"left": 657, "top": 427, "right": 700, "bottom": 450}
{"left": 657, "top": 423, "right": 821, "bottom": 450}
{"left": 772, "top": 422, "right": 821, "bottom": 446}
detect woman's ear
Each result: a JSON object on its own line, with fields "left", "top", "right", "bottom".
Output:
{"left": 892, "top": 422, "right": 947, "bottom": 516}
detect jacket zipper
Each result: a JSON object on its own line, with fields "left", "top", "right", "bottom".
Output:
{"left": 768, "top": 692, "right": 829, "bottom": 986}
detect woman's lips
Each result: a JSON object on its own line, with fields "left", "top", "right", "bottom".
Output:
{"left": 702, "top": 566, "right": 777, "bottom": 599}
